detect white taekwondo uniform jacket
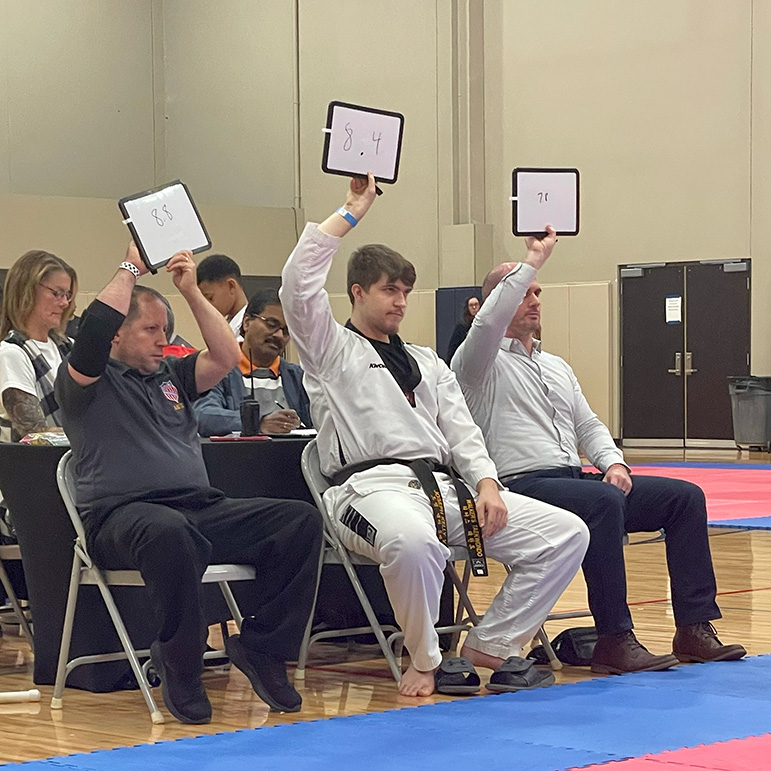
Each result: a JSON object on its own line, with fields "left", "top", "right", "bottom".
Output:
{"left": 280, "top": 223, "right": 499, "bottom": 489}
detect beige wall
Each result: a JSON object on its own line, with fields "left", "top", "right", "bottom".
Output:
{"left": 482, "top": 0, "right": 761, "bottom": 426}
{"left": 297, "top": 1, "right": 443, "bottom": 295}
{"left": 0, "top": 1, "right": 769, "bottom": 426}
{"left": 485, "top": 1, "right": 752, "bottom": 280}
{"left": 751, "top": 1, "right": 771, "bottom": 375}
{"left": 160, "top": 0, "right": 298, "bottom": 208}
{"left": 0, "top": 0, "right": 156, "bottom": 198}
{"left": 540, "top": 282, "right": 615, "bottom": 433}
{"left": 0, "top": 193, "right": 300, "bottom": 348}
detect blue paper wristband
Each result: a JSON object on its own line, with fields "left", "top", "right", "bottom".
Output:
{"left": 336, "top": 207, "right": 358, "bottom": 227}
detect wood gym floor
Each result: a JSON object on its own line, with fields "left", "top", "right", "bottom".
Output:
{"left": 1, "top": 449, "right": 769, "bottom": 765}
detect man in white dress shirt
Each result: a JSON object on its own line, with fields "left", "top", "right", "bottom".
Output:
{"left": 281, "top": 174, "right": 589, "bottom": 697}
{"left": 452, "top": 228, "right": 746, "bottom": 673}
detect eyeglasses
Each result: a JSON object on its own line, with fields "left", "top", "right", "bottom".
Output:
{"left": 39, "top": 283, "right": 73, "bottom": 302}
{"left": 254, "top": 315, "right": 290, "bottom": 336}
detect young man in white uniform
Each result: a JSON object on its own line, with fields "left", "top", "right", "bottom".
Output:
{"left": 280, "top": 174, "right": 588, "bottom": 696}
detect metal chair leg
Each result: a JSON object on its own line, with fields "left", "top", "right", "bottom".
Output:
{"left": 337, "top": 546, "right": 402, "bottom": 683}
{"left": 0, "top": 555, "right": 33, "bottom": 653}
{"left": 535, "top": 625, "right": 563, "bottom": 671}
{"left": 93, "top": 577, "right": 163, "bottom": 724}
{"left": 295, "top": 534, "right": 326, "bottom": 681}
{"left": 51, "top": 553, "right": 84, "bottom": 708}
{"left": 218, "top": 581, "right": 244, "bottom": 631}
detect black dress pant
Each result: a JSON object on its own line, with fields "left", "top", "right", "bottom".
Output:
{"left": 88, "top": 487, "right": 322, "bottom": 680}
{"left": 505, "top": 469, "right": 720, "bottom": 636}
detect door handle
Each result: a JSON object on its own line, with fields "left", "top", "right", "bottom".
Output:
{"left": 684, "top": 351, "right": 697, "bottom": 375}
{"left": 667, "top": 352, "right": 682, "bottom": 376}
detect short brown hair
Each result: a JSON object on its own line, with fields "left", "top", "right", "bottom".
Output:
{"left": 125, "top": 285, "right": 173, "bottom": 333}
{"left": 0, "top": 250, "right": 76, "bottom": 340}
{"left": 346, "top": 244, "right": 416, "bottom": 303}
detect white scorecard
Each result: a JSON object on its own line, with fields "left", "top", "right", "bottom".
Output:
{"left": 511, "top": 168, "right": 580, "bottom": 237}
{"left": 322, "top": 101, "right": 405, "bottom": 184}
{"left": 119, "top": 181, "right": 211, "bottom": 273}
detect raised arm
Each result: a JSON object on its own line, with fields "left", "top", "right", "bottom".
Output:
{"left": 280, "top": 173, "right": 377, "bottom": 373}
{"left": 67, "top": 242, "right": 148, "bottom": 387}
{"left": 451, "top": 226, "right": 557, "bottom": 389}
{"left": 165, "top": 253, "right": 240, "bottom": 393}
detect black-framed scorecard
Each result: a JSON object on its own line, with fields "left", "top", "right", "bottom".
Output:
{"left": 118, "top": 180, "right": 211, "bottom": 273}
{"left": 511, "top": 167, "right": 580, "bottom": 237}
{"left": 321, "top": 101, "right": 405, "bottom": 185}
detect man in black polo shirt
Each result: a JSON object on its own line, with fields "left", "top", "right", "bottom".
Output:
{"left": 55, "top": 244, "right": 322, "bottom": 724}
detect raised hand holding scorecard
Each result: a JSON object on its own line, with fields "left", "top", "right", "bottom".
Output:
{"left": 322, "top": 101, "right": 405, "bottom": 186}
{"left": 511, "top": 168, "right": 580, "bottom": 237}
{"left": 118, "top": 181, "right": 211, "bottom": 273}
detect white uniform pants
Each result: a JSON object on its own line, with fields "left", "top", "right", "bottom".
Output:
{"left": 324, "top": 467, "right": 589, "bottom": 672}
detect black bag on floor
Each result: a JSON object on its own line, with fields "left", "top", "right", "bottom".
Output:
{"left": 528, "top": 626, "right": 598, "bottom": 666}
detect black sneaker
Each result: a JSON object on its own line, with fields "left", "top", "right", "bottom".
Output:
{"left": 225, "top": 634, "right": 302, "bottom": 713}
{"left": 150, "top": 640, "right": 212, "bottom": 724}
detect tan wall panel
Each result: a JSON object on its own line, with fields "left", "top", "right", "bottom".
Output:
{"left": 161, "top": 0, "right": 297, "bottom": 208}
{"left": 568, "top": 283, "right": 613, "bottom": 432}
{"left": 751, "top": 0, "right": 771, "bottom": 374}
{"left": 485, "top": 0, "right": 751, "bottom": 283}
{"left": 0, "top": 194, "right": 132, "bottom": 288}
{"left": 539, "top": 285, "right": 570, "bottom": 361}
{"left": 400, "top": 290, "right": 437, "bottom": 350}
{"left": 3, "top": 0, "right": 156, "bottom": 198}
{"left": 0, "top": 1, "right": 10, "bottom": 193}
{"left": 166, "top": 295, "right": 203, "bottom": 350}
{"left": 0, "top": 193, "right": 298, "bottom": 344}
{"left": 540, "top": 282, "right": 614, "bottom": 432}
{"left": 298, "top": 0, "right": 440, "bottom": 295}
{"left": 189, "top": 203, "right": 299, "bottom": 279}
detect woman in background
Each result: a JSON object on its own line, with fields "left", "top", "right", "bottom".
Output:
{"left": 0, "top": 250, "right": 76, "bottom": 442}
{"left": 446, "top": 295, "right": 480, "bottom": 364}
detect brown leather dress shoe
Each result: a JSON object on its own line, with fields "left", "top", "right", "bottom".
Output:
{"left": 673, "top": 622, "right": 747, "bottom": 663}
{"left": 591, "top": 630, "right": 680, "bottom": 674}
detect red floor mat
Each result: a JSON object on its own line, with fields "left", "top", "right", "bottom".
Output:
{"left": 628, "top": 466, "right": 771, "bottom": 522}
{"left": 572, "top": 732, "right": 771, "bottom": 770}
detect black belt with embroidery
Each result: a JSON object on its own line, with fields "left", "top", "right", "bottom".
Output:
{"left": 332, "top": 458, "right": 488, "bottom": 577}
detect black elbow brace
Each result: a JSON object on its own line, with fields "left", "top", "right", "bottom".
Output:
{"left": 68, "top": 300, "right": 126, "bottom": 378}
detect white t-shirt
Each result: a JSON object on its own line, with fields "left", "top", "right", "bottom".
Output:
{"left": 0, "top": 337, "right": 64, "bottom": 440}
{"left": 229, "top": 305, "right": 247, "bottom": 342}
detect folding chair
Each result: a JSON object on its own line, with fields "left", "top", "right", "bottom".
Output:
{"left": 52, "top": 450, "right": 257, "bottom": 724}
{"left": 0, "top": 543, "right": 34, "bottom": 652}
{"left": 296, "top": 440, "right": 485, "bottom": 683}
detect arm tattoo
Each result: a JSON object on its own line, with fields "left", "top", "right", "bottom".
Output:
{"left": 2, "top": 388, "right": 48, "bottom": 439}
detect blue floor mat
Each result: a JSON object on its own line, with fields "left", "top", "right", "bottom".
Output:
{"left": 7, "top": 656, "right": 771, "bottom": 771}
{"left": 711, "top": 516, "right": 771, "bottom": 530}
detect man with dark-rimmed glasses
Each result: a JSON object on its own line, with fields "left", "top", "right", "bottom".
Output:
{"left": 194, "top": 289, "right": 311, "bottom": 436}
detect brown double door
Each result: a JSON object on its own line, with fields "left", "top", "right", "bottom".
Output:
{"left": 620, "top": 260, "right": 750, "bottom": 447}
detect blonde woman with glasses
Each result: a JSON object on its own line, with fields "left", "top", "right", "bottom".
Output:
{"left": 0, "top": 250, "right": 77, "bottom": 442}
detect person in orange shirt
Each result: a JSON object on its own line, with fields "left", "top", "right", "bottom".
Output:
{"left": 193, "top": 289, "right": 311, "bottom": 436}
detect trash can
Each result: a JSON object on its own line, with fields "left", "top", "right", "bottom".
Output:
{"left": 728, "top": 376, "right": 771, "bottom": 450}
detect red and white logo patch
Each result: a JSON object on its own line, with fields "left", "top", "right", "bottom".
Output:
{"left": 160, "top": 380, "right": 179, "bottom": 403}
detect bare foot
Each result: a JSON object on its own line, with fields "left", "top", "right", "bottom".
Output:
{"left": 460, "top": 643, "right": 505, "bottom": 671}
{"left": 398, "top": 663, "right": 436, "bottom": 696}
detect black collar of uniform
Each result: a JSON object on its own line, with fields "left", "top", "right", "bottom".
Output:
{"left": 345, "top": 320, "right": 422, "bottom": 397}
